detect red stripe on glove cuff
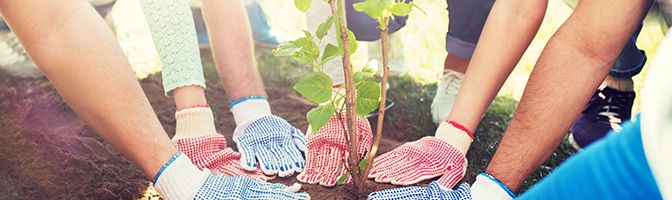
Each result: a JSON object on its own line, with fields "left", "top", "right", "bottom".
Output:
{"left": 447, "top": 120, "right": 473, "bottom": 139}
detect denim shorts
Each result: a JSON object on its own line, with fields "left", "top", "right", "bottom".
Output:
{"left": 346, "top": 0, "right": 494, "bottom": 59}
{"left": 345, "top": 0, "right": 411, "bottom": 41}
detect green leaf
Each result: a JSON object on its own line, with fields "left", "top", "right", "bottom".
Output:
{"left": 294, "top": 0, "right": 312, "bottom": 12}
{"left": 356, "top": 81, "right": 381, "bottom": 115}
{"left": 358, "top": 159, "right": 369, "bottom": 172}
{"left": 316, "top": 16, "right": 335, "bottom": 40}
{"left": 337, "top": 29, "right": 358, "bottom": 55}
{"left": 272, "top": 42, "right": 302, "bottom": 57}
{"left": 321, "top": 43, "right": 341, "bottom": 63}
{"left": 289, "top": 36, "right": 320, "bottom": 64}
{"left": 354, "top": 71, "right": 375, "bottom": 84}
{"left": 302, "top": 30, "right": 313, "bottom": 38}
{"left": 293, "top": 72, "right": 333, "bottom": 103}
{"left": 352, "top": 0, "right": 391, "bottom": 19}
{"left": 410, "top": 2, "right": 427, "bottom": 15}
{"left": 307, "top": 104, "right": 336, "bottom": 133}
{"left": 335, "top": 172, "right": 349, "bottom": 186}
{"left": 388, "top": 2, "right": 412, "bottom": 16}
{"left": 362, "top": 66, "right": 376, "bottom": 73}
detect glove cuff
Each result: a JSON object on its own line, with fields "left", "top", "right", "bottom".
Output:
{"left": 435, "top": 121, "right": 473, "bottom": 154}
{"left": 172, "top": 107, "right": 218, "bottom": 142}
{"left": 154, "top": 153, "right": 210, "bottom": 200}
{"left": 470, "top": 173, "right": 515, "bottom": 200}
{"left": 230, "top": 98, "right": 272, "bottom": 126}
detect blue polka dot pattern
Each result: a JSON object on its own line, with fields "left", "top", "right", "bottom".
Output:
{"left": 368, "top": 181, "right": 472, "bottom": 200}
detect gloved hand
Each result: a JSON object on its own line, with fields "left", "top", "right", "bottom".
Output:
{"left": 194, "top": 176, "right": 308, "bottom": 200}
{"left": 296, "top": 114, "right": 373, "bottom": 187}
{"left": 368, "top": 182, "right": 472, "bottom": 200}
{"left": 175, "top": 134, "right": 274, "bottom": 181}
{"left": 470, "top": 173, "right": 515, "bottom": 200}
{"left": 153, "top": 153, "right": 309, "bottom": 200}
{"left": 368, "top": 121, "right": 472, "bottom": 188}
{"left": 233, "top": 115, "right": 308, "bottom": 177}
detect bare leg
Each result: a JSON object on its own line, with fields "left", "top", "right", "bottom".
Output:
{"left": 0, "top": 0, "right": 176, "bottom": 179}
{"left": 445, "top": 0, "right": 548, "bottom": 132}
{"left": 486, "top": 0, "right": 652, "bottom": 192}
{"left": 201, "top": 0, "right": 265, "bottom": 100}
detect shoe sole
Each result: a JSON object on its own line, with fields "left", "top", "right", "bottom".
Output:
{"left": 567, "top": 132, "right": 583, "bottom": 151}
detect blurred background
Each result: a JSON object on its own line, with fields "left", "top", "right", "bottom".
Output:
{"left": 0, "top": 0, "right": 667, "bottom": 109}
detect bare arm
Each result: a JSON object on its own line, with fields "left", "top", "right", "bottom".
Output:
{"left": 201, "top": 0, "right": 266, "bottom": 100}
{"left": 445, "top": 0, "right": 547, "bottom": 132}
{"left": 0, "top": 0, "right": 177, "bottom": 179}
{"left": 486, "top": 0, "right": 652, "bottom": 192}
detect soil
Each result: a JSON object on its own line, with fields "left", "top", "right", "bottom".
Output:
{"left": 0, "top": 73, "right": 426, "bottom": 200}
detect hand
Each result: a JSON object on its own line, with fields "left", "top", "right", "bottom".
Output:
{"left": 368, "top": 121, "right": 472, "bottom": 188}
{"left": 297, "top": 114, "right": 373, "bottom": 187}
{"left": 153, "top": 153, "right": 309, "bottom": 200}
{"left": 175, "top": 134, "right": 274, "bottom": 181}
{"left": 368, "top": 182, "right": 472, "bottom": 200}
{"left": 233, "top": 115, "right": 307, "bottom": 177}
{"left": 194, "top": 176, "right": 309, "bottom": 200}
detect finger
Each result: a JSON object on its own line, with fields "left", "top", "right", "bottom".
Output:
{"left": 320, "top": 147, "right": 343, "bottom": 187}
{"left": 368, "top": 151, "right": 401, "bottom": 178}
{"left": 256, "top": 145, "right": 279, "bottom": 175}
{"left": 291, "top": 127, "right": 308, "bottom": 153}
{"left": 311, "top": 146, "right": 331, "bottom": 184}
{"left": 284, "top": 140, "right": 306, "bottom": 173}
{"left": 437, "top": 162, "right": 466, "bottom": 189}
{"left": 391, "top": 167, "right": 443, "bottom": 186}
{"left": 368, "top": 185, "right": 429, "bottom": 200}
{"left": 250, "top": 182, "right": 310, "bottom": 200}
{"left": 298, "top": 147, "right": 327, "bottom": 184}
{"left": 374, "top": 154, "right": 412, "bottom": 183}
{"left": 272, "top": 146, "right": 294, "bottom": 177}
{"left": 237, "top": 143, "right": 258, "bottom": 171}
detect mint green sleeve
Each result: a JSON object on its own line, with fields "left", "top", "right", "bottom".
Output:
{"left": 139, "top": 0, "right": 206, "bottom": 96}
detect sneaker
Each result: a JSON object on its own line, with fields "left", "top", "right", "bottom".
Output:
{"left": 431, "top": 69, "right": 464, "bottom": 124}
{"left": 569, "top": 86, "right": 635, "bottom": 149}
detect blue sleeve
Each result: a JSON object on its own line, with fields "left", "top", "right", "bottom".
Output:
{"left": 517, "top": 116, "right": 663, "bottom": 200}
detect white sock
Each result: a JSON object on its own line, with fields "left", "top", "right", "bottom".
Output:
{"left": 172, "top": 107, "right": 218, "bottom": 143}
{"left": 154, "top": 153, "right": 209, "bottom": 200}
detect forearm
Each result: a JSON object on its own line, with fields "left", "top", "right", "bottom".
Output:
{"left": 201, "top": 0, "right": 265, "bottom": 100}
{"left": 0, "top": 0, "right": 176, "bottom": 179}
{"left": 446, "top": 0, "right": 547, "bottom": 132}
{"left": 486, "top": 0, "right": 652, "bottom": 192}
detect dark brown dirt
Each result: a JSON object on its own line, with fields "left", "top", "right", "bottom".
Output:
{"left": 0, "top": 70, "right": 427, "bottom": 199}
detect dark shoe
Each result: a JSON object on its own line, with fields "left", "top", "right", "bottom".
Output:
{"left": 569, "top": 87, "right": 635, "bottom": 149}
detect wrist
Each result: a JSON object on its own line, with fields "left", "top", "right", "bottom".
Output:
{"left": 153, "top": 153, "right": 209, "bottom": 200}
{"left": 470, "top": 173, "right": 515, "bottom": 200}
{"left": 434, "top": 121, "right": 473, "bottom": 154}
{"left": 230, "top": 97, "right": 272, "bottom": 125}
{"left": 172, "top": 106, "right": 218, "bottom": 142}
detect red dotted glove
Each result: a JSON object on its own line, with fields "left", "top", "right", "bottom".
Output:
{"left": 296, "top": 114, "right": 373, "bottom": 187}
{"left": 175, "top": 134, "right": 274, "bottom": 182}
{"left": 368, "top": 121, "right": 472, "bottom": 188}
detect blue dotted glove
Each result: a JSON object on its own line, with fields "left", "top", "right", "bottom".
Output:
{"left": 233, "top": 115, "right": 307, "bottom": 177}
{"left": 368, "top": 182, "right": 471, "bottom": 200}
{"left": 195, "top": 176, "right": 309, "bottom": 200}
